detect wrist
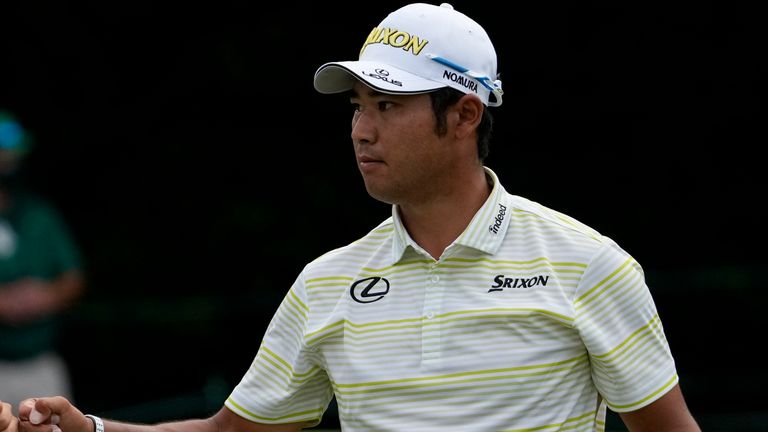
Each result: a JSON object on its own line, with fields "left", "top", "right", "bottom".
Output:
{"left": 85, "top": 414, "right": 105, "bottom": 432}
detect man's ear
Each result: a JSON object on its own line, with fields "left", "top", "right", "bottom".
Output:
{"left": 453, "top": 93, "right": 484, "bottom": 140}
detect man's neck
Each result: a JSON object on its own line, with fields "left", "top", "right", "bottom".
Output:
{"left": 398, "top": 167, "right": 491, "bottom": 260}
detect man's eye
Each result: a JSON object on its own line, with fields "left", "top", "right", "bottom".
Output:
{"left": 350, "top": 103, "right": 361, "bottom": 113}
{"left": 378, "top": 101, "right": 394, "bottom": 111}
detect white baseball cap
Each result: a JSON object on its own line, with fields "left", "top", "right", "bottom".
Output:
{"left": 313, "top": 3, "right": 503, "bottom": 107}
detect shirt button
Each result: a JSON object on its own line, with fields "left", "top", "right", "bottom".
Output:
{"left": 430, "top": 274, "right": 440, "bottom": 283}
{"left": 426, "top": 311, "right": 435, "bottom": 319}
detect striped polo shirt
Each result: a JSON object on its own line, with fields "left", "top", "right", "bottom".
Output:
{"left": 226, "top": 167, "right": 678, "bottom": 431}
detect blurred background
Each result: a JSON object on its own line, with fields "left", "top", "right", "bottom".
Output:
{"left": 0, "top": 1, "right": 763, "bottom": 430}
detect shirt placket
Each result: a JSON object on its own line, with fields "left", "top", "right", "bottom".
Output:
{"left": 421, "top": 259, "right": 445, "bottom": 366}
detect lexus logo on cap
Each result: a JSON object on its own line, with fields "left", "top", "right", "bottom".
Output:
{"left": 350, "top": 276, "right": 390, "bottom": 303}
{"left": 362, "top": 69, "right": 403, "bottom": 87}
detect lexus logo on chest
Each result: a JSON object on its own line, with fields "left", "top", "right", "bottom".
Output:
{"left": 350, "top": 277, "right": 390, "bottom": 303}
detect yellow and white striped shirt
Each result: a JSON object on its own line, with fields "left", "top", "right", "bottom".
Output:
{"left": 226, "top": 167, "right": 677, "bottom": 431}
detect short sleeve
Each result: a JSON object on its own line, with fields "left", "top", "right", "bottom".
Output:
{"left": 38, "top": 203, "right": 82, "bottom": 273}
{"left": 225, "top": 272, "right": 333, "bottom": 425}
{"left": 574, "top": 238, "right": 678, "bottom": 412}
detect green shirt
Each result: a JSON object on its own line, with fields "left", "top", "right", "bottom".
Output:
{"left": 0, "top": 191, "right": 82, "bottom": 360}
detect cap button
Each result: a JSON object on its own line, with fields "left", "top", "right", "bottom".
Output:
{"left": 440, "top": 3, "right": 454, "bottom": 9}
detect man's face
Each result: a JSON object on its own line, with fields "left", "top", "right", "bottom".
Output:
{"left": 349, "top": 81, "right": 453, "bottom": 206}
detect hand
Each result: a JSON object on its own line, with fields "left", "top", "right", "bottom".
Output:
{"left": 17, "top": 397, "right": 91, "bottom": 432}
{"left": 0, "top": 279, "right": 58, "bottom": 324}
{"left": 0, "top": 400, "right": 19, "bottom": 432}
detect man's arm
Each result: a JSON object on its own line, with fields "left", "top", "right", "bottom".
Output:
{"left": 1, "top": 401, "right": 19, "bottom": 432}
{"left": 618, "top": 384, "right": 701, "bottom": 432}
{"left": 18, "top": 397, "right": 307, "bottom": 432}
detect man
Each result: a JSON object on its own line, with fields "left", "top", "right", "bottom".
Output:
{"left": 3, "top": 3, "right": 700, "bottom": 431}
{"left": 0, "top": 110, "right": 85, "bottom": 414}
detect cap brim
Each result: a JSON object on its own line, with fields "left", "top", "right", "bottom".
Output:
{"left": 314, "top": 61, "right": 446, "bottom": 96}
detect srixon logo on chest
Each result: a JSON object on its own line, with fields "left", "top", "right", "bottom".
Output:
{"left": 488, "top": 203, "right": 507, "bottom": 234}
{"left": 488, "top": 275, "right": 549, "bottom": 293}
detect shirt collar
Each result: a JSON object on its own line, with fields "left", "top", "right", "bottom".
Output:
{"left": 390, "top": 167, "right": 510, "bottom": 264}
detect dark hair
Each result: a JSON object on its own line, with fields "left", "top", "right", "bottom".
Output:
{"left": 429, "top": 87, "right": 494, "bottom": 161}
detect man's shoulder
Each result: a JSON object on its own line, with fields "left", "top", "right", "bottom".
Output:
{"left": 9, "top": 190, "right": 65, "bottom": 220}
{"left": 506, "top": 194, "right": 605, "bottom": 244}
{"left": 306, "top": 217, "right": 395, "bottom": 268}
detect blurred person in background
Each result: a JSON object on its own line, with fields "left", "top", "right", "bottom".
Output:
{"left": 0, "top": 110, "right": 85, "bottom": 412}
